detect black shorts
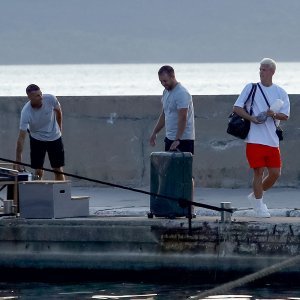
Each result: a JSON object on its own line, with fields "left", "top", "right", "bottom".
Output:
{"left": 164, "top": 137, "right": 194, "bottom": 155}
{"left": 30, "top": 136, "right": 65, "bottom": 169}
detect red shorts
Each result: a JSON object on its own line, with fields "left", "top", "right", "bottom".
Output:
{"left": 246, "top": 143, "right": 281, "bottom": 168}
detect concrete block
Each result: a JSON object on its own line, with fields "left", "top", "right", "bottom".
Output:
{"left": 19, "top": 181, "right": 89, "bottom": 218}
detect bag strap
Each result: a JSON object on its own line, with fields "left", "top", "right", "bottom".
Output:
{"left": 257, "top": 83, "right": 277, "bottom": 127}
{"left": 257, "top": 83, "right": 270, "bottom": 107}
{"left": 244, "top": 83, "right": 257, "bottom": 116}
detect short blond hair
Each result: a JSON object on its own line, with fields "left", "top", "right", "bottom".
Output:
{"left": 260, "top": 58, "right": 276, "bottom": 71}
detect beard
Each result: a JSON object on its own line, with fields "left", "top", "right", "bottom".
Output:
{"left": 31, "top": 102, "right": 42, "bottom": 108}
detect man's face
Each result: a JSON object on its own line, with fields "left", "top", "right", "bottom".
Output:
{"left": 259, "top": 64, "right": 275, "bottom": 82}
{"left": 159, "top": 72, "right": 175, "bottom": 90}
{"left": 28, "top": 90, "right": 43, "bottom": 108}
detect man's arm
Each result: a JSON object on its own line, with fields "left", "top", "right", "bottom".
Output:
{"left": 15, "top": 130, "right": 27, "bottom": 171}
{"left": 175, "top": 108, "right": 188, "bottom": 140}
{"left": 267, "top": 89, "right": 290, "bottom": 121}
{"left": 169, "top": 108, "right": 188, "bottom": 150}
{"left": 233, "top": 106, "right": 262, "bottom": 124}
{"left": 149, "top": 109, "right": 165, "bottom": 146}
{"left": 54, "top": 106, "right": 63, "bottom": 133}
{"left": 266, "top": 110, "right": 289, "bottom": 121}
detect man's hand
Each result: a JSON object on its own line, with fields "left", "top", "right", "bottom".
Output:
{"left": 170, "top": 140, "right": 180, "bottom": 151}
{"left": 149, "top": 133, "right": 157, "bottom": 147}
{"left": 266, "top": 109, "right": 275, "bottom": 118}
{"left": 150, "top": 110, "right": 165, "bottom": 147}
{"left": 250, "top": 116, "right": 264, "bottom": 124}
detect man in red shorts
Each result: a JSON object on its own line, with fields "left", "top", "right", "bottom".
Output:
{"left": 233, "top": 58, "right": 290, "bottom": 217}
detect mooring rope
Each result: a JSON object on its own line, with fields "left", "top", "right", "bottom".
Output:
{"left": 191, "top": 254, "right": 300, "bottom": 299}
{"left": 0, "top": 157, "right": 234, "bottom": 213}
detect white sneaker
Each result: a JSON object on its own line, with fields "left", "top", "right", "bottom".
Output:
{"left": 248, "top": 193, "right": 271, "bottom": 217}
{"left": 248, "top": 192, "right": 262, "bottom": 213}
{"left": 255, "top": 203, "right": 271, "bottom": 218}
{"left": 247, "top": 192, "right": 256, "bottom": 210}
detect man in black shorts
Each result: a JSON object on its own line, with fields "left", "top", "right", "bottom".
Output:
{"left": 150, "top": 65, "right": 195, "bottom": 208}
{"left": 15, "top": 84, "right": 65, "bottom": 180}
{"left": 150, "top": 65, "right": 195, "bottom": 153}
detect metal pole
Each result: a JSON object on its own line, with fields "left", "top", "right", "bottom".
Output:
{"left": 188, "top": 204, "right": 192, "bottom": 235}
{"left": 220, "top": 202, "right": 232, "bottom": 223}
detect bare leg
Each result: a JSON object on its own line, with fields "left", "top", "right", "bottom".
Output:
{"left": 53, "top": 167, "right": 65, "bottom": 181}
{"left": 252, "top": 167, "right": 264, "bottom": 199}
{"left": 262, "top": 167, "right": 281, "bottom": 192}
{"left": 251, "top": 167, "right": 271, "bottom": 218}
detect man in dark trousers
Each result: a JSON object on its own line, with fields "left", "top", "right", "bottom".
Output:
{"left": 150, "top": 65, "right": 195, "bottom": 153}
{"left": 15, "top": 84, "right": 65, "bottom": 180}
{"left": 150, "top": 65, "right": 195, "bottom": 214}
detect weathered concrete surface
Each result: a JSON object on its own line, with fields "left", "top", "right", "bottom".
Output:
{"left": 68, "top": 186, "right": 300, "bottom": 217}
{"left": 0, "top": 217, "right": 299, "bottom": 276}
{"left": 1, "top": 187, "right": 300, "bottom": 278}
{"left": 1, "top": 95, "right": 300, "bottom": 187}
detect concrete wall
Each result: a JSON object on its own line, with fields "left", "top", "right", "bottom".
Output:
{"left": 0, "top": 218, "right": 300, "bottom": 276}
{"left": 0, "top": 95, "right": 300, "bottom": 188}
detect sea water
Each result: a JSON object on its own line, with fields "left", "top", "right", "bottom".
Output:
{"left": 1, "top": 279, "right": 300, "bottom": 299}
{"left": 0, "top": 62, "right": 299, "bottom": 96}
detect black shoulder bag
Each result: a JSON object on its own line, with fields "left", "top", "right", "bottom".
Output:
{"left": 257, "top": 83, "right": 283, "bottom": 141}
{"left": 227, "top": 83, "right": 257, "bottom": 139}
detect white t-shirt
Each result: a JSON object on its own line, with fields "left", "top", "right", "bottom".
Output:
{"left": 234, "top": 83, "right": 290, "bottom": 147}
{"left": 162, "top": 83, "right": 195, "bottom": 140}
{"left": 20, "top": 94, "right": 61, "bottom": 141}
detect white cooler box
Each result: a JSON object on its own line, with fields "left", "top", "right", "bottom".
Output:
{"left": 19, "top": 180, "right": 89, "bottom": 218}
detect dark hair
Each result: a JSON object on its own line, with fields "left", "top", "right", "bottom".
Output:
{"left": 26, "top": 84, "right": 40, "bottom": 95}
{"left": 158, "top": 65, "right": 175, "bottom": 76}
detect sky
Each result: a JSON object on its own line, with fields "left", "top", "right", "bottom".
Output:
{"left": 0, "top": 0, "right": 300, "bottom": 64}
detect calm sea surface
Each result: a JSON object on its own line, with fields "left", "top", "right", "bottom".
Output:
{"left": 0, "top": 62, "right": 299, "bottom": 96}
{"left": 1, "top": 279, "right": 300, "bottom": 299}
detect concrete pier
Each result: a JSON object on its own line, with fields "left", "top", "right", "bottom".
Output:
{"left": 0, "top": 187, "right": 300, "bottom": 279}
{"left": 0, "top": 217, "right": 299, "bottom": 277}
